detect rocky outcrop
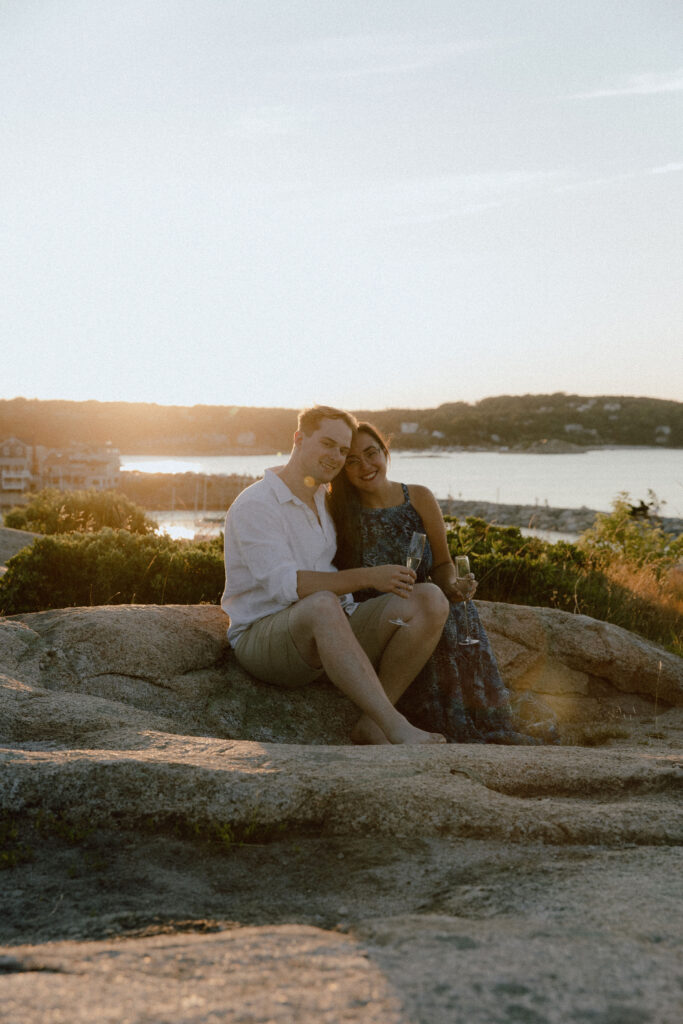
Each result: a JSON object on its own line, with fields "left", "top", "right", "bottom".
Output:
{"left": 438, "top": 498, "right": 598, "bottom": 534}
{"left": 2, "top": 602, "right": 681, "bottom": 752}
{"left": 438, "top": 498, "right": 683, "bottom": 537}
{"left": 1, "top": 602, "right": 681, "bottom": 1024}
{"left": 0, "top": 526, "right": 40, "bottom": 572}
{"left": 1, "top": 601, "right": 681, "bottom": 846}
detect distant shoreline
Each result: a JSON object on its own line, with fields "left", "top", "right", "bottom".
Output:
{"left": 121, "top": 443, "right": 682, "bottom": 458}
{"left": 435, "top": 498, "right": 683, "bottom": 538}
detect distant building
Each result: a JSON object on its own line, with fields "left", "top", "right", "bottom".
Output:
{"left": 237, "top": 431, "right": 256, "bottom": 446}
{"left": 400, "top": 422, "right": 419, "bottom": 434}
{"left": 564, "top": 424, "right": 598, "bottom": 437}
{"left": 42, "top": 445, "right": 121, "bottom": 491}
{"left": 0, "top": 438, "right": 121, "bottom": 506}
{"left": 0, "top": 437, "right": 35, "bottom": 506}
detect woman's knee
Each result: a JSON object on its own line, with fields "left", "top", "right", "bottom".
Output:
{"left": 414, "top": 582, "right": 449, "bottom": 622}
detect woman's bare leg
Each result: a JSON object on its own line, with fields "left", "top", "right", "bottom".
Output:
{"left": 351, "top": 583, "right": 449, "bottom": 744}
{"left": 287, "top": 591, "right": 445, "bottom": 745}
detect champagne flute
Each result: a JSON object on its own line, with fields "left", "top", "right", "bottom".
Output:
{"left": 454, "top": 555, "right": 479, "bottom": 646}
{"left": 389, "top": 532, "right": 426, "bottom": 626}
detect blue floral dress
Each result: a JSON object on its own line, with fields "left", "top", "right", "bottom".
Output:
{"left": 355, "top": 485, "right": 542, "bottom": 744}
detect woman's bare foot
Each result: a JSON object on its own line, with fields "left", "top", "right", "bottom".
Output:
{"left": 384, "top": 715, "right": 446, "bottom": 745}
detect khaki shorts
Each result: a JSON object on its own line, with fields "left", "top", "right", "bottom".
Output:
{"left": 232, "top": 594, "right": 394, "bottom": 689}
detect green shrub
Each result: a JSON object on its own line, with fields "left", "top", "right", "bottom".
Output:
{"left": 0, "top": 530, "right": 224, "bottom": 614}
{"left": 446, "top": 515, "right": 682, "bottom": 654}
{"left": 446, "top": 517, "right": 592, "bottom": 611}
{"left": 578, "top": 490, "right": 683, "bottom": 575}
{"left": 3, "top": 488, "right": 155, "bottom": 535}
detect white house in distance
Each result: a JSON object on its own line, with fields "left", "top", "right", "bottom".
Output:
{"left": 0, "top": 438, "right": 121, "bottom": 508}
{"left": 0, "top": 438, "right": 35, "bottom": 504}
{"left": 41, "top": 445, "right": 121, "bottom": 492}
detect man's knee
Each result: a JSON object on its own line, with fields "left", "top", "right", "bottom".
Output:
{"left": 294, "top": 590, "right": 348, "bottom": 630}
{"left": 414, "top": 582, "right": 449, "bottom": 623}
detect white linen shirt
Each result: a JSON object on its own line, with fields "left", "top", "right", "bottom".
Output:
{"left": 221, "top": 468, "right": 353, "bottom": 645}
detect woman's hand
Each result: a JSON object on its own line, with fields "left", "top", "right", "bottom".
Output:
{"left": 442, "top": 573, "right": 477, "bottom": 603}
{"left": 368, "top": 564, "right": 417, "bottom": 598}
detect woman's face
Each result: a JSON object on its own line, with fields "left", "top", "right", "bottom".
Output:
{"left": 344, "top": 431, "right": 388, "bottom": 494}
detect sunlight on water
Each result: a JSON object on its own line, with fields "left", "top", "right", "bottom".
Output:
{"left": 160, "top": 523, "right": 198, "bottom": 541}
{"left": 121, "top": 457, "right": 205, "bottom": 474}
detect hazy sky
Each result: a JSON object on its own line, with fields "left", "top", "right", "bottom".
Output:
{"left": 2, "top": 0, "right": 681, "bottom": 410}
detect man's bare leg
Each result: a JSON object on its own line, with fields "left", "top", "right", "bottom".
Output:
{"left": 351, "top": 583, "right": 449, "bottom": 745}
{"left": 287, "top": 591, "right": 445, "bottom": 745}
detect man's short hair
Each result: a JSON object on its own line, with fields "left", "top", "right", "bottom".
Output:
{"left": 298, "top": 405, "right": 358, "bottom": 436}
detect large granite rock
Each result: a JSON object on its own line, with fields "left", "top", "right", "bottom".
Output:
{"left": 1, "top": 602, "right": 682, "bottom": 1024}
{"left": 2, "top": 602, "right": 681, "bottom": 751}
{"left": 1, "top": 599, "right": 681, "bottom": 845}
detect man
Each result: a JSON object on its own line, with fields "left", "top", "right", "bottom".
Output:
{"left": 222, "top": 405, "right": 448, "bottom": 744}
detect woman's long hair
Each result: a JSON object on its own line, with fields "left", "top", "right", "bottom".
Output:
{"left": 329, "top": 421, "right": 390, "bottom": 569}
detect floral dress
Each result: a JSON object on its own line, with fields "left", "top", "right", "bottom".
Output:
{"left": 355, "top": 485, "right": 544, "bottom": 744}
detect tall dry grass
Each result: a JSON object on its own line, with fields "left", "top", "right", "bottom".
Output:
{"left": 599, "top": 559, "right": 683, "bottom": 656}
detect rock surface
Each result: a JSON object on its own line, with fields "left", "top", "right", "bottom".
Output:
{"left": 1, "top": 601, "right": 682, "bottom": 1023}
{"left": 0, "top": 525, "right": 40, "bottom": 573}
{"left": 437, "top": 497, "right": 683, "bottom": 537}
{"left": 2, "top": 602, "right": 681, "bottom": 749}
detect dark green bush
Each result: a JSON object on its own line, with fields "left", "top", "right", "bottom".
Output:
{"left": 447, "top": 517, "right": 591, "bottom": 610}
{"left": 3, "top": 488, "right": 155, "bottom": 535}
{"left": 0, "top": 530, "right": 224, "bottom": 614}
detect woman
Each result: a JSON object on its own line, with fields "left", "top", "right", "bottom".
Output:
{"left": 329, "top": 422, "right": 549, "bottom": 744}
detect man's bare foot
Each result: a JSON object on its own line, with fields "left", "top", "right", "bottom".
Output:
{"left": 351, "top": 717, "right": 391, "bottom": 745}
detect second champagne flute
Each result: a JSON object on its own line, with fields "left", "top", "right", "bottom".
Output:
{"left": 389, "top": 532, "right": 426, "bottom": 626}
{"left": 454, "top": 554, "right": 479, "bottom": 646}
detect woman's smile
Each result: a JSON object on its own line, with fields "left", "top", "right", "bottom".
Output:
{"left": 343, "top": 432, "right": 394, "bottom": 504}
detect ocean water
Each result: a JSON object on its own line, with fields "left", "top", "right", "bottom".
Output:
{"left": 122, "top": 447, "right": 683, "bottom": 517}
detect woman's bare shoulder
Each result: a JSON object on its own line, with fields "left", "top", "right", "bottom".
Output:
{"left": 406, "top": 483, "right": 440, "bottom": 512}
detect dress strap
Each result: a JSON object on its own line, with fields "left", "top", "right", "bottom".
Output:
{"left": 400, "top": 483, "right": 410, "bottom": 502}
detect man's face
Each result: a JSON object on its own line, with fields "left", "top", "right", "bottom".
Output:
{"left": 296, "top": 417, "right": 352, "bottom": 486}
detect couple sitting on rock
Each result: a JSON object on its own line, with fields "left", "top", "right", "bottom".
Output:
{"left": 222, "top": 405, "right": 539, "bottom": 745}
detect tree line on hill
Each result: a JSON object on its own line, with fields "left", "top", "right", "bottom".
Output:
{"left": 1, "top": 394, "right": 681, "bottom": 452}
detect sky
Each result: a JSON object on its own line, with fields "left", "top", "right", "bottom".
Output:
{"left": 1, "top": 0, "right": 681, "bottom": 411}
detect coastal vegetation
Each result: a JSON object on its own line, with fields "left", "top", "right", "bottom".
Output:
{"left": 447, "top": 493, "right": 682, "bottom": 656}
{"left": 0, "top": 529, "right": 224, "bottom": 611}
{"left": 2, "top": 393, "right": 681, "bottom": 452}
{"left": 1, "top": 490, "right": 680, "bottom": 654}
{"left": 3, "top": 488, "right": 155, "bottom": 535}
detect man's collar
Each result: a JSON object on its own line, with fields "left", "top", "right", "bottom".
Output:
{"left": 264, "top": 467, "right": 324, "bottom": 506}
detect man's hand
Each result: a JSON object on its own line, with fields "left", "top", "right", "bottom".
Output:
{"left": 368, "top": 564, "right": 417, "bottom": 597}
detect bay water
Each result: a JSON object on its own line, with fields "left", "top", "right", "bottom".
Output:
{"left": 122, "top": 447, "right": 683, "bottom": 515}
{"left": 120, "top": 447, "right": 682, "bottom": 541}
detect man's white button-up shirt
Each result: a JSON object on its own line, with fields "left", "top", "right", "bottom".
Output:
{"left": 221, "top": 468, "right": 353, "bottom": 645}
